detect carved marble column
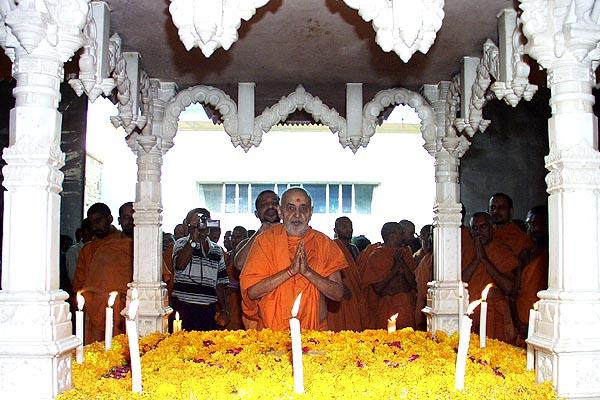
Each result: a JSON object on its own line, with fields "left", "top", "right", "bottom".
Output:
{"left": 520, "top": 1, "right": 600, "bottom": 398}
{"left": 0, "top": 1, "right": 88, "bottom": 398}
{"left": 128, "top": 79, "right": 176, "bottom": 336}
{"left": 422, "top": 82, "right": 468, "bottom": 334}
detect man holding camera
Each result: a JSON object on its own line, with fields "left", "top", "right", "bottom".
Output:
{"left": 172, "top": 208, "right": 229, "bottom": 331}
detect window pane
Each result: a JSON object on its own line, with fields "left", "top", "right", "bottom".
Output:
{"left": 198, "top": 184, "right": 222, "bottom": 214}
{"left": 304, "top": 184, "right": 326, "bottom": 213}
{"left": 251, "top": 184, "right": 275, "bottom": 208}
{"left": 239, "top": 184, "right": 249, "bottom": 213}
{"left": 355, "top": 184, "right": 374, "bottom": 214}
{"left": 342, "top": 184, "right": 352, "bottom": 213}
{"left": 277, "top": 183, "right": 287, "bottom": 199}
{"left": 225, "top": 184, "right": 236, "bottom": 213}
{"left": 329, "top": 184, "right": 339, "bottom": 213}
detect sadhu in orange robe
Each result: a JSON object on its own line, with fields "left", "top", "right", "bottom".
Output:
{"left": 361, "top": 245, "right": 416, "bottom": 330}
{"left": 240, "top": 224, "right": 347, "bottom": 331}
{"left": 223, "top": 251, "right": 244, "bottom": 330}
{"left": 414, "top": 252, "right": 433, "bottom": 331}
{"left": 494, "top": 221, "right": 531, "bottom": 257}
{"left": 73, "top": 228, "right": 133, "bottom": 344}
{"left": 462, "top": 234, "right": 518, "bottom": 343}
{"left": 326, "top": 239, "right": 364, "bottom": 331}
{"left": 515, "top": 248, "right": 548, "bottom": 344}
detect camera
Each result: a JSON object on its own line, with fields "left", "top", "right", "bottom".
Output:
{"left": 197, "top": 214, "right": 220, "bottom": 229}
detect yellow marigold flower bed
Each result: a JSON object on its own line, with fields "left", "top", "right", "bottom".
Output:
{"left": 58, "top": 329, "right": 557, "bottom": 400}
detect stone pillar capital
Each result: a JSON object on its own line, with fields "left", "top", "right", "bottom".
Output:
{"left": 0, "top": 0, "right": 88, "bottom": 63}
{"left": 520, "top": 0, "right": 600, "bottom": 69}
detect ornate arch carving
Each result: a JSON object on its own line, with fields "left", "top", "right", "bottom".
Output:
{"left": 253, "top": 85, "right": 348, "bottom": 151}
{"left": 362, "top": 88, "right": 437, "bottom": 152}
{"left": 162, "top": 85, "right": 239, "bottom": 152}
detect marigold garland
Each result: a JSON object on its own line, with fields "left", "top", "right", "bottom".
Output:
{"left": 58, "top": 329, "right": 557, "bottom": 400}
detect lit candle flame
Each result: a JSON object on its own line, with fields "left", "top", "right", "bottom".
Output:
{"left": 107, "top": 291, "right": 118, "bottom": 307}
{"left": 466, "top": 299, "right": 482, "bottom": 315}
{"left": 533, "top": 301, "right": 539, "bottom": 311}
{"left": 481, "top": 283, "right": 493, "bottom": 302}
{"left": 388, "top": 313, "right": 399, "bottom": 323}
{"left": 175, "top": 311, "right": 180, "bottom": 321}
{"left": 291, "top": 292, "right": 302, "bottom": 318}
{"left": 126, "top": 289, "right": 140, "bottom": 320}
{"left": 76, "top": 291, "right": 85, "bottom": 311}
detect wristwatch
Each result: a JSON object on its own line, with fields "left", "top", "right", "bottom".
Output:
{"left": 189, "top": 239, "right": 199, "bottom": 249}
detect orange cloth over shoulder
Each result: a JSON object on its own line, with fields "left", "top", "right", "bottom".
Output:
{"left": 462, "top": 235, "right": 518, "bottom": 343}
{"left": 361, "top": 245, "right": 416, "bottom": 330}
{"left": 516, "top": 249, "right": 548, "bottom": 326}
{"left": 224, "top": 251, "right": 244, "bottom": 330}
{"left": 162, "top": 244, "right": 174, "bottom": 300}
{"left": 495, "top": 221, "right": 532, "bottom": 256}
{"left": 414, "top": 252, "right": 433, "bottom": 331}
{"left": 240, "top": 225, "right": 347, "bottom": 331}
{"left": 73, "top": 229, "right": 133, "bottom": 344}
{"left": 326, "top": 239, "right": 364, "bottom": 331}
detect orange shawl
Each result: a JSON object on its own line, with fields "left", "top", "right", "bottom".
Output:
{"left": 516, "top": 249, "right": 548, "bottom": 325}
{"left": 414, "top": 252, "right": 433, "bottom": 331}
{"left": 326, "top": 239, "right": 364, "bottom": 331}
{"left": 361, "top": 245, "right": 416, "bottom": 330}
{"left": 494, "top": 221, "right": 532, "bottom": 257}
{"left": 462, "top": 239, "right": 518, "bottom": 343}
{"left": 73, "top": 229, "right": 133, "bottom": 344}
{"left": 240, "top": 225, "right": 347, "bottom": 331}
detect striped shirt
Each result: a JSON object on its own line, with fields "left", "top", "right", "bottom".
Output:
{"left": 172, "top": 235, "right": 229, "bottom": 305}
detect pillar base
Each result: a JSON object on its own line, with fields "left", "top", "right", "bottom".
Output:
{"left": 528, "top": 290, "right": 600, "bottom": 399}
{"left": 0, "top": 290, "right": 78, "bottom": 399}
{"left": 425, "top": 280, "right": 468, "bottom": 335}
{"left": 128, "top": 282, "right": 172, "bottom": 336}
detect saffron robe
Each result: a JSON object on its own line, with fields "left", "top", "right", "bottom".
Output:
{"left": 494, "top": 221, "right": 531, "bottom": 257}
{"left": 414, "top": 252, "right": 433, "bottom": 331}
{"left": 224, "top": 251, "right": 244, "bottom": 330}
{"left": 73, "top": 229, "right": 133, "bottom": 344}
{"left": 361, "top": 245, "right": 416, "bottom": 330}
{"left": 462, "top": 237, "right": 518, "bottom": 343}
{"left": 515, "top": 249, "right": 548, "bottom": 327}
{"left": 240, "top": 225, "right": 347, "bottom": 331}
{"left": 326, "top": 239, "right": 364, "bottom": 331}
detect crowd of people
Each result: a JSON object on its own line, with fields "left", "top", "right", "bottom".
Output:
{"left": 62, "top": 189, "right": 547, "bottom": 348}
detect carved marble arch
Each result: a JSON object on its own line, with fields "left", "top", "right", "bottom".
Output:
{"left": 162, "top": 85, "right": 239, "bottom": 153}
{"left": 252, "top": 85, "right": 347, "bottom": 150}
{"left": 362, "top": 88, "right": 437, "bottom": 154}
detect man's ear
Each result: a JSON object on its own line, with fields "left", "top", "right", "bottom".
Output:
{"left": 254, "top": 210, "right": 259, "bottom": 219}
{"left": 108, "top": 215, "right": 114, "bottom": 224}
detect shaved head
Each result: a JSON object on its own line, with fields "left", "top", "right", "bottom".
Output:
{"left": 281, "top": 187, "right": 312, "bottom": 208}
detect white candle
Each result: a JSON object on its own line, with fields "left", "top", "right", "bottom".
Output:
{"left": 458, "top": 282, "right": 464, "bottom": 333}
{"left": 105, "top": 291, "right": 118, "bottom": 350}
{"left": 387, "top": 313, "right": 399, "bottom": 333}
{"left": 290, "top": 292, "right": 304, "bottom": 394}
{"left": 126, "top": 289, "right": 142, "bottom": 393}
{"left": 173, "top": 311, "right": 182, "bottom": 333}
{"left": 526, "top": 302, "right": 539, "bottom": 370}
{"left": 76, "top": 292, "right": 85, "bottom": 364}
{"left": 455, "top": 299, "right": 481, "bottom": 391}
{"left": 479, "top": 283, "right": 493, "bottom": 348}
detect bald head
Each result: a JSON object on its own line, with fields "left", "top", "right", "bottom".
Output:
{"left": 281, "top": 187, "right": 312, "bottom": 208}
{"left": 381, "top": 222, "right": 401, "bottom": 247}
{"left": 334, "top": 216, "right": 353, "bottom": 241}
{"left": 470, "top": 212, "right": 493, "bottom": 244}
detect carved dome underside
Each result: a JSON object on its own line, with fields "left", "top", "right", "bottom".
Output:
{"left": 93, "top": 0, "right": 534, "bottom": 113}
